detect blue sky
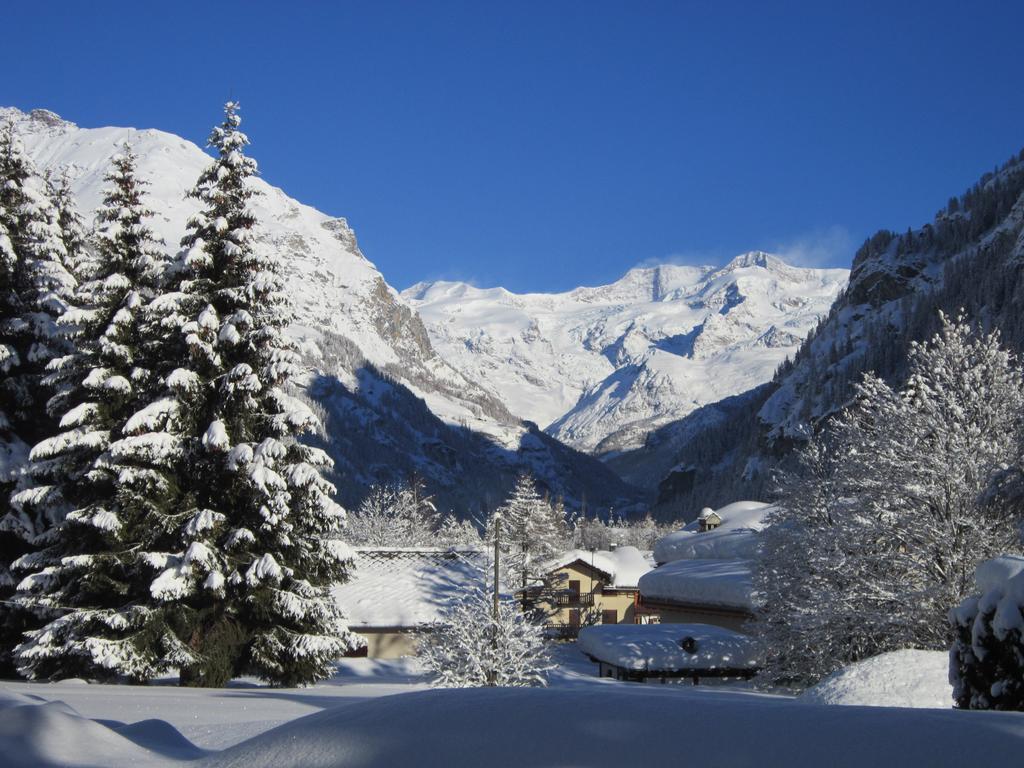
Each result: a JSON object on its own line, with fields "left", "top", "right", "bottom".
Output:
{"left": 5, "top": 2, "right": 1024, "bottom": 292}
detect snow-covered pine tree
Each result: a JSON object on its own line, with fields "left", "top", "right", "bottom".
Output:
{"left": 46, "top": 169, "right": 90, "bottom": 282}
{"left": 12, "top": 147, "right": 185, "bottom": 682}
{"left": 486, "top": 473, "right": 568, "bottom": 593}
{"left": 0, "top": 122, "right": 77, "bottom": 676}
{"left": 755, "top": 313, "right": 1024, "bottom": 688}
{"left": 0, "top": 199, "right": 26, "bottom": 676}
{"left": 150, "top": 103, "right": 359, "bottom": 686}
{"left": 420, "top": 573, "right": 551, "bottom": 688}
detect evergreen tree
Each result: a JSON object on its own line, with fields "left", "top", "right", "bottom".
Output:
{"left": 149, "top": 103, "right": 358, "bottom": 686}
{"left": 486, "top": 473, "right": 568, "bottom": 592}
{"left": 46, "top": 169, "right": 90, "bottom": 281}
{"left": 0, "top": 122, "right": 76, "bottom": 676}
{"left": 13, "top": 147, "right": 184, "bottom": 682}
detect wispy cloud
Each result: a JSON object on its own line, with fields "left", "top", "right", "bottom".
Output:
{"left": 769, "top": 225, "right": 854, "bottom": 269}
{"left": 633, "top": 249, "right": 728, "bottom": 270}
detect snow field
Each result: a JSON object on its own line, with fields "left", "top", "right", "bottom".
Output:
{"left": 2, "top": 647, "right": 1021, "bottom": 767}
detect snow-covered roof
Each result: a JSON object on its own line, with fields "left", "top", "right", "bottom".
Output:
{"left": 577, "top": 623, "right": 757, "bottom": 672}
{"left": 333, "top": 549, "right": 485, "bottom": 628}
{"left": 638, "top": 557, "right": 754, "bottom": 612}
{"left": 654, "top": 501, "right": 775, "bottom": 564}
{"left": 540, "top": 546, "right": 653, "bottom": 589}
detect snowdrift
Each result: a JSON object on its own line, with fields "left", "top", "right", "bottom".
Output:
{"left": 799, "top": 650, "right": 952, "bottom": 709}
{"left": 0, "top": 687, "right": 205, "bottom": 768}
{"left": 202, "top": 686, "right": 1024, "bottom": 768}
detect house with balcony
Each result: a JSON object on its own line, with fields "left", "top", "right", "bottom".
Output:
{"left": 536, "top": 546, "right": 654, "bottom": 637}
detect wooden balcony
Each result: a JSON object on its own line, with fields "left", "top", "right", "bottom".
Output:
{"left": 553, "top": 591, "right": 595, "bottom": 606}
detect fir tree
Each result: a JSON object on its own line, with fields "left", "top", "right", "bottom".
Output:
{"left": 13, "top": 147, "right": 184, "bottom": 682}
{"left": 486, "top": 473, "right": 568, "bottom": 593}
{"left": 0, "top": 122, "right": 76, "bottom": 676}
{"left": 151, "top": 103, "right": 359, "bottom": 686}
{"left": 46, "top": 169, "right": 90, "bottom": 281}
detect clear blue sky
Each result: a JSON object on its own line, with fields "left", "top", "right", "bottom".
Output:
{"left": 5, "top": 1, "right": 1023, "bottom": 292}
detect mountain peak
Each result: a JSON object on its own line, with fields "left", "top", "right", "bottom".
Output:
{"left": 1, "top": 106, "right": 74, "bottom": 132}
{"left": 724, "top": 250, "right": 773, "bottom": 270}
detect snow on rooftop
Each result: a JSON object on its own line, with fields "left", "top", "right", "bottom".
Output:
{"left": 577, "top": 622, "right": 757, "bottom": 672}
{"left": 541, "top": 545, "right": 653, "bottom": 589}
{"left": 653, "top": 501, "right": 775, "bottom": 564}
{"left": 638, "top": 557, "right": 754, "bottom": 611}
{"left": 333, "top": 550, "right": 484, "bottom": 628}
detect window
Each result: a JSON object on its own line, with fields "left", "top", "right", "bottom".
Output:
{"left": 602, "top": 609, "right": 617, "bottom": 624}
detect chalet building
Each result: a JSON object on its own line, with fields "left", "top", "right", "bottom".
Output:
{"left": 536, "top": 546, "right": 654, "bottom": 638}
{"left": 637, "top": 501, "right": 774, "bottom": 633}
{"left": 332, "top": 548, "right": 485, "bottom": 658}
{"left": 636, "top": 558, "right": 754, "bottom": 633}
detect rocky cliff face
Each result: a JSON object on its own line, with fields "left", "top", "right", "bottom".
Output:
{"left": 4, "top": 107, "right": 642, "bottom": 517}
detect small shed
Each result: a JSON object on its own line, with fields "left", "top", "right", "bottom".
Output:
{"left": 697, "top": 507, "right": 723, "bottom": 532}
{"left": 577, "top": 623, "right": 758, "bottom": 683}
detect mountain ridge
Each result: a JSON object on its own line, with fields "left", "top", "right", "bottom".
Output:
{"left": 405, "top": 252, "right": 848, "bottom": 453}
{"left": 618, "top": 146, "right": 1024, "bottom": 519}
{"left": 3, "top": 105, "right": 642, "bottom": 517}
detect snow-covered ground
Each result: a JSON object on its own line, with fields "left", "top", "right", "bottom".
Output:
{"left": 3, "top": 645, "right": 1022, "bottom": 767}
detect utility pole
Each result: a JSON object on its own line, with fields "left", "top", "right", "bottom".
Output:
{"left": 489, "top": 512, "right": 501, "bottom": 687}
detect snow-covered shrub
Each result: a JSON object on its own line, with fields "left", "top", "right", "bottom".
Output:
{"left": 347, "top": 479, "right": 441, "bottom": 547}
{"left": 949, "top": 556, "right": 1024, "bottom": 710}
{"left": 420, "top": 581, "right": 551, "bottom": 688}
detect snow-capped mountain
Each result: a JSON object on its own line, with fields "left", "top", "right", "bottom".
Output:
{"left": 404, "top": 254, "right": 848, "bottom": 453}
{"left": 3, "top": 107, "right": 640, "bottom": 516}
{"left": 618, "top": 148, "right": 1024, "bottom": 520}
